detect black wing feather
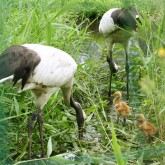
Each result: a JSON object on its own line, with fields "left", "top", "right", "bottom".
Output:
{"left": 111, "top": 8, "right": 138, "bottom": 30}
{"left": 0, "top": 45, "right": 41, "bottom": 89}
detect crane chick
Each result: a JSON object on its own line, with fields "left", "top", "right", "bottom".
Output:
{"left": 112, "top": 91, "right": 131, "bottom": 125}
{"left": 135, "top": 114, "right": 157, "bottom": 142}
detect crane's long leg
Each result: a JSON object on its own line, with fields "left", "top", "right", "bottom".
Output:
{"left": 28, "top": 111, "right": 38, "bottom": 159}
{"left": 37, "top": 108, "right": 44, "bottom": 158}
{"left": 122, "top": 41, "right": 130, "bottom": 100}
{"left": 28, "top": 108, "right": 45, "bottom": 159}
{"left": 107, "top": 50, "right": 112, "bottom": 97}
{"left": 125, "top": 50, "right": 129, "bottom": 100}
{"left": 107, "top": 50, "right": 118, "bottom": 97}
{"left": 31, "top": 87, "right": 58, "bottom": 158}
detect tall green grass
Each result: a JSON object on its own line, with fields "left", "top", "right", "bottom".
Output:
{"left": 138, "top": 0, "right": 165, "bottom": 141}
{"left": 0, "top": 0, "right": 165, "bottom": 164}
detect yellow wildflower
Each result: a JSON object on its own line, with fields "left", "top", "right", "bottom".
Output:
{"left": 158, "top": 48, "right": 165, "bottom": 57}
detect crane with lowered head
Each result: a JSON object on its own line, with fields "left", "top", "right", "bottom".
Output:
{"left": 0, "top": 44, "right": 86, "bottom": 159}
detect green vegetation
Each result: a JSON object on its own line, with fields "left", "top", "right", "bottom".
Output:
{"left": 0, "top": 0, "right": 165, "bottom": 164}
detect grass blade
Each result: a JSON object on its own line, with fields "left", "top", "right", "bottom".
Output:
{"left": 111, "top": 122, "right": 125, "bottom": 165}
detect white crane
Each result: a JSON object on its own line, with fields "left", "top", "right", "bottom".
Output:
{"left": 99, "top": 7, "right": 141, "bottom": 99}
{"left": 0, "top": 44, "right": 86, "bottom": 159}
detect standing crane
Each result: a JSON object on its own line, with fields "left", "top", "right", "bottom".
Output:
{"left": 99, "top": 7, "right": 141, "bottom": 99}
{"left": 0, "top": 44, "right": 86, "bottom": 159}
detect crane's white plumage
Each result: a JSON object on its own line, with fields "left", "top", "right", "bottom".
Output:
{"left": 0, "top": 44, "right": 85, "bottom": 158}
{"left": 99, "top": 8, "right": 120, "bottom": 37}
{"left": 23, "top": 44, "right": 77, "bottom": 87}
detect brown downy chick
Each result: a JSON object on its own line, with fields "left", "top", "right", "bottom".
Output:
{"left": 112, "top": 91, "right": 131, "bottom": 125}
{"left": 136, "top": 114, "right": 157, "bottom": 142}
